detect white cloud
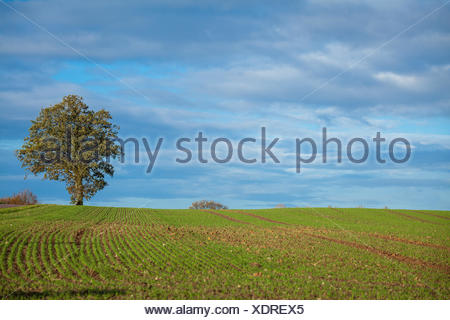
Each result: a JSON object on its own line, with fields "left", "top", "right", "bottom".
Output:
{"left": 374, "top": 71, "right": 423, "bottom": 90}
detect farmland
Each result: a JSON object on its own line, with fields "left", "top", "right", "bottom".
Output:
{"left": 0, "top": 205, "right": 449, "bottom": 299}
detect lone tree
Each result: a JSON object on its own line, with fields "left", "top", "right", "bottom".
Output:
{"left": 16, "top": 95, "right": 121, "bottom": 205}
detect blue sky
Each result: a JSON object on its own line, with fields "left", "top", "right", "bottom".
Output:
{"left": 0, "top": 0, "right": 449, "bottom": 209}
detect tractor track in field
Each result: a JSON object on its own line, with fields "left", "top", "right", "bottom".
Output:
{"left": 332, "top": 207, "right": 446, "bottom": 225}
{"left": 412, "top": 210, "right": 450, "bottom": 220}
{"left": 305, "top": 208, "right": 448, "bottom": 249}
{"left": 202, "top": 210, "right": 250, "bottom": 224}
{"left": 385, "top": 209, "right": 442, "bottom": 225}
{"left": 230, "top": 210, "right": 290, "bottom": 225}
{"left": 365, "top": 233, "right": 449, "bottom": 250}
{"left": 209, "top": 210, "right": 450, "bottom": 273}
{"left": 74, "top": 228, "right": 85, "bottom": 247}
{"left": 304, "top": 233, "right": 449, "bottom": 273}
{"left": 226, "top": 210, "right": 448, "bottom": 249}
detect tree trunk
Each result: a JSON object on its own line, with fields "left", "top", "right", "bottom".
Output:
{"left": 74, "top": 174, "right": 84, "bottom": 206}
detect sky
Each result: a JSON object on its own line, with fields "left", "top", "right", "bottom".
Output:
{"left": 0, "top": 0, "right": 449, "bottom": 210}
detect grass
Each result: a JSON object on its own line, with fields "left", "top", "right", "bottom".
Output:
{"left": 0, "top": 205, "right": 448, "bottom": 299}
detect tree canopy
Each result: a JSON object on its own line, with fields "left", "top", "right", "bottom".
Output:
{"left": 16, "top": 95, "right": 121, "bottom": 205}
{"left": 189, "top": 200, "right": 228, "bottom": 210}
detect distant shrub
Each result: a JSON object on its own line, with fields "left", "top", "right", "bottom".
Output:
{"left": 0, "top": 190, "right": 38, "bottom": 205}
{"left": 190, "top": 200, "right": 228, "bottom": 210}
{"left": 275, "top": 204, "right": 286, "bottom": 208}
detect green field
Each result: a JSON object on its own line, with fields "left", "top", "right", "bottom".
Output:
{"left": 0, "top": 205, "right": 449, "bottom": 299}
